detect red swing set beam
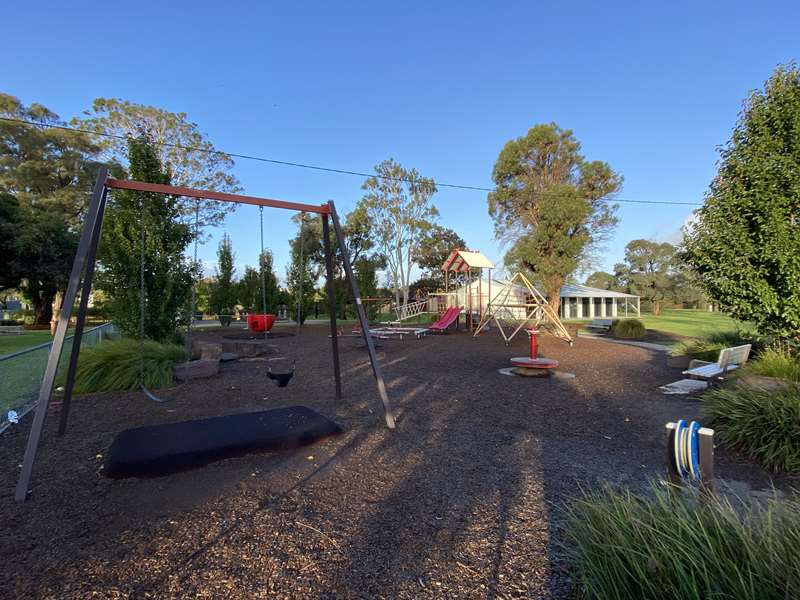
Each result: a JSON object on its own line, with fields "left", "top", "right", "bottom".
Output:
{"left": 14, "top": 169, "right": 394, "bottom": 502}
{"left": 105, "top": 178, "right": 332, "bottom": 215}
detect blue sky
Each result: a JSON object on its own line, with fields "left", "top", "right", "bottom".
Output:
{"left": 3, "top": 1, "right": 798, "bottom": 284}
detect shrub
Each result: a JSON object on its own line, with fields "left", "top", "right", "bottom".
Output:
{"left": 563, "top": 482, "right": 800, "bottom": 600}
{"left": 672, "top": 328, "right": 764, "bottom": 361}
{"left": 703, "top": 385, "right": 800, "bottom": 472}
{"left": 63, "top": 339, "right": 186, "bottom": 394}
{"left": 612, "top": 318, "right": 646, "bottom": 339}
{"left": 746, "top": 346, "right": 800, "bottom": 383}
{"left": 0, "top": 319, "right": 23, "bottom": 326}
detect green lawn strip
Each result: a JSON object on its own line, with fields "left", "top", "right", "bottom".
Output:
{"left": 637, "top": 309, "right": 741, "bottom": 338}
{"left": 0, "top": 330, "right": 65, "bottom": 357}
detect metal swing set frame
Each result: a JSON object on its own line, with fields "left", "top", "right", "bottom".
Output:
{"left": 14, "top": 168, "right": 395, "bottom": 502}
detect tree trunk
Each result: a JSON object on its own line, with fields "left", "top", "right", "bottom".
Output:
{"left": 653, "top": 300, "right": 661, "bottom": 316}
{"left": 33, "top": 290, "right": 55, "bottom": 326}
{"left": 548, "top": 291, "right": 561, "bottom": 319}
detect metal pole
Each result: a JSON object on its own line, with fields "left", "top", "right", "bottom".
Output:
{"left": 259, "top": 206, "right": 268, "bottom": 341}
{"left": 698, "top": 428, "right": 715, "bottom": 492}
{"left": 15, "top": 168, "right": 108, "bottom": 501}
{"left": 328, "top": 201, "right": 395, "bottom": 429}
{"left": 58, "top": 187, "right": 108, "bottom": 436}
{"left": 186, "top": 200, "right": 200, "bottom": 356}
{"left": 322, "top": 215, "right": 342, "bottom": 400}
{"left": 296, "top": 214, "right": 304, "bottom": 336}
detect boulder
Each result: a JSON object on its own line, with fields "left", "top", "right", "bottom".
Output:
{"left": 736, "top": 373, "right": 792, "bottom": 392}
{"left": 191, "top": 340, "right": 223, "bottom": 360}
{"left": 174, "top": 359, "right": 220, "bottom": 382}
{"left": 221, "top": 339, "right": 277, "bottom": 358}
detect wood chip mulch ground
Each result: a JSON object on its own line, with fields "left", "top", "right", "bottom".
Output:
{"left": 0, "top": 325, "right": 790, "bottom": 599}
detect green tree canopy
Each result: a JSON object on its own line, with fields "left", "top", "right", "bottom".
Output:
{"left": 208, "top": 233, "right": 236, "bottom": 315}
{"left": 97, "top": 135, "right": 193, "bottom": 341}
{"left": 14, "top": 202, "right": 79, "bottom": 324}
{"left": 238, "top": 250, "right": 280, "bottom": 314}
{"left": 615, "top": 240, "right": 676, "bottom": 315}
{"left": 489, "top": 123, "right": 622, "bottom": 314}
{"left": 683, "top": 63, "right": 800, "bottom": 339}
{"left": 0, "top": 193, "right": 22, "bottom": 293}
{"left": 0, "top": 92, "right": 106, "bottom": 224}
{"left": 585, "top": 270, "right": 620, "bottom": 291}
{"left": 75, "top": 97, "right": 240, "bottom": 228}
{"left": 286, "top": 216, "right": 318, "bottom": 324}
{"left": 417, "top": 225, "right": 466, "bottom": 288}
{"left": 0, "top": 93, "right": 109, "bottom": 323}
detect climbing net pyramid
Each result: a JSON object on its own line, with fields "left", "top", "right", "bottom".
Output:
{"left": 473, "top": 272, "right": 573, "bottom": 345}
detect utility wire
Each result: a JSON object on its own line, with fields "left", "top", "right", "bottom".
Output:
{"left": 0, "top": 116, "right": 703, "bottom": 206}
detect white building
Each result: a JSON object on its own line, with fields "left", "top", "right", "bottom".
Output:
{"left": 558, "top": 283, "right": 640, "bottom": 320}
{"left": 432, "top": 278, "right": 639, "bottom": 321}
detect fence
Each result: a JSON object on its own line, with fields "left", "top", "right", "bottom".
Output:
{"left": 0, "top": 323, "right": 117, "bottom": 432}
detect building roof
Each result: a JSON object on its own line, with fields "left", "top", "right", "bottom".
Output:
{"left": 560, "top": 283, "right": 638, "bottom": 299}
{"left": 441, "top": 249, "right": 495, "bottom": 272}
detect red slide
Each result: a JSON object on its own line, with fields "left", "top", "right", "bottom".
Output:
{"left": 429, "top": 306, "right": 462, "bottom": 332}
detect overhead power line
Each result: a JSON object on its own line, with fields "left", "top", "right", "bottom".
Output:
{"left": 0, "top": 116, "right": 703, "bottom": 206}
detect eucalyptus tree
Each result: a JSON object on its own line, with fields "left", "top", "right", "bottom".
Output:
{"left": 489, "top": 123, "right": 621, "bottom": 314}
{"left": 75, "top": 97, "right": 240, "bottom": 229}
{"left": 360, "top": 159, "right": 438, "bottom": 307}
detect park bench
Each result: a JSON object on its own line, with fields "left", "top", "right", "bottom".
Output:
{"left": 586, "top": 318, "right": 613, "bottom": 332}
{"left": 683, "top": 344, "right": 751, "bottom": 385}
{"left": 0, "top": 325, "right": 24, "bottom": 336}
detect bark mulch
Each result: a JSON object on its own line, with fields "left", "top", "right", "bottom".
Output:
{"left": 0, "top": 325, "right": 789, "bottom": 599}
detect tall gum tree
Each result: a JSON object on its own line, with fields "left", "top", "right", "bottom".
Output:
{"left": 360, "top": 159, "right": 438, "bottom": 307}
{"left": 488, "top": 123, "right": 622, "bottom": 315}
{"left": 75, "top": 98, "right": 240, "bottom": 229}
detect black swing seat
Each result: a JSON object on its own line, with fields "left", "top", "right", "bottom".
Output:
{"left": 103, "top": 406, "right": 342, "bottom": 478}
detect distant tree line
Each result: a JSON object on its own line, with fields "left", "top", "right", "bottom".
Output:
{"left": 585, "top": 240, "right": 705, "bottom": 315}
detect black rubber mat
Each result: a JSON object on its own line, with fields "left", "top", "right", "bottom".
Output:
{"left": 104, "top": 406, "right": 342, "bottom": 478}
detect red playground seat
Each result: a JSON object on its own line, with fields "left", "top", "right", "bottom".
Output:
{"left": 247, "top": 313, "right": 276, "bottom": 333}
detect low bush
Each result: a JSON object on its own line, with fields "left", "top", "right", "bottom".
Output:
{"left": 703, "top": 384, "right": 800, "bottom": 472}
{"left": 62, "top": 339, "right": 186, "bottom": 394}
{"left": 563, "top": 482, "right": 800, "bottom": 600}
{"left": 611, "top": 318, "right": 646, "bottom": 339}
{"left": 0, "top": 319, "right": 23, "bottom": 326}
{"left": 745, "top": 346, "right": 800, "bottom": 383}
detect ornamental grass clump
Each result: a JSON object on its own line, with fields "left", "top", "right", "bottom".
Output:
{"left": 612, "top": 318, "right": 646, "bottom": 339}
{"left": 64, "top": 338, "right": 186, "bottom": 394}
{"left": 563, "top": 482, "right": 800, "bottom": 600}
{"left": 702, "top": 384, "right": 800, "bottom": 472}
{"left": 745, "top": 346, "right": 800, "bottom": 383}
{"left": 672, "top": 329, "right": 763, "bottom": 362}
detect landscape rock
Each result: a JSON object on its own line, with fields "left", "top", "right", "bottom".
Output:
{"left": 173, "top": 359, "right": 220, "bottom": 381}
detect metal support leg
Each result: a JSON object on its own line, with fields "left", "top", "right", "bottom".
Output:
{"left": 698, "top": 427, "right": 715, "bottom": 493}
{"left": 15, "top": 168, "right": 108, "bottom": 501}
{"left": 59, "top": 190, "right": 107, "bottom": 436}
{"left": 322, "top": 215, "right": 342, "bottom": 401}
{"left": 328, "top": 201, "right": 395, "bottom": 429}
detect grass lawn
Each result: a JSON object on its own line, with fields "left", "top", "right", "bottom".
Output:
{"left": 0, "top": 330, "right": 60, "bottom": 357}
{"left": 636, "top": 309, "right": 742, "bottom": 339}
{"left": 0, "top": 321, "right": 108, "bottom": 357}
